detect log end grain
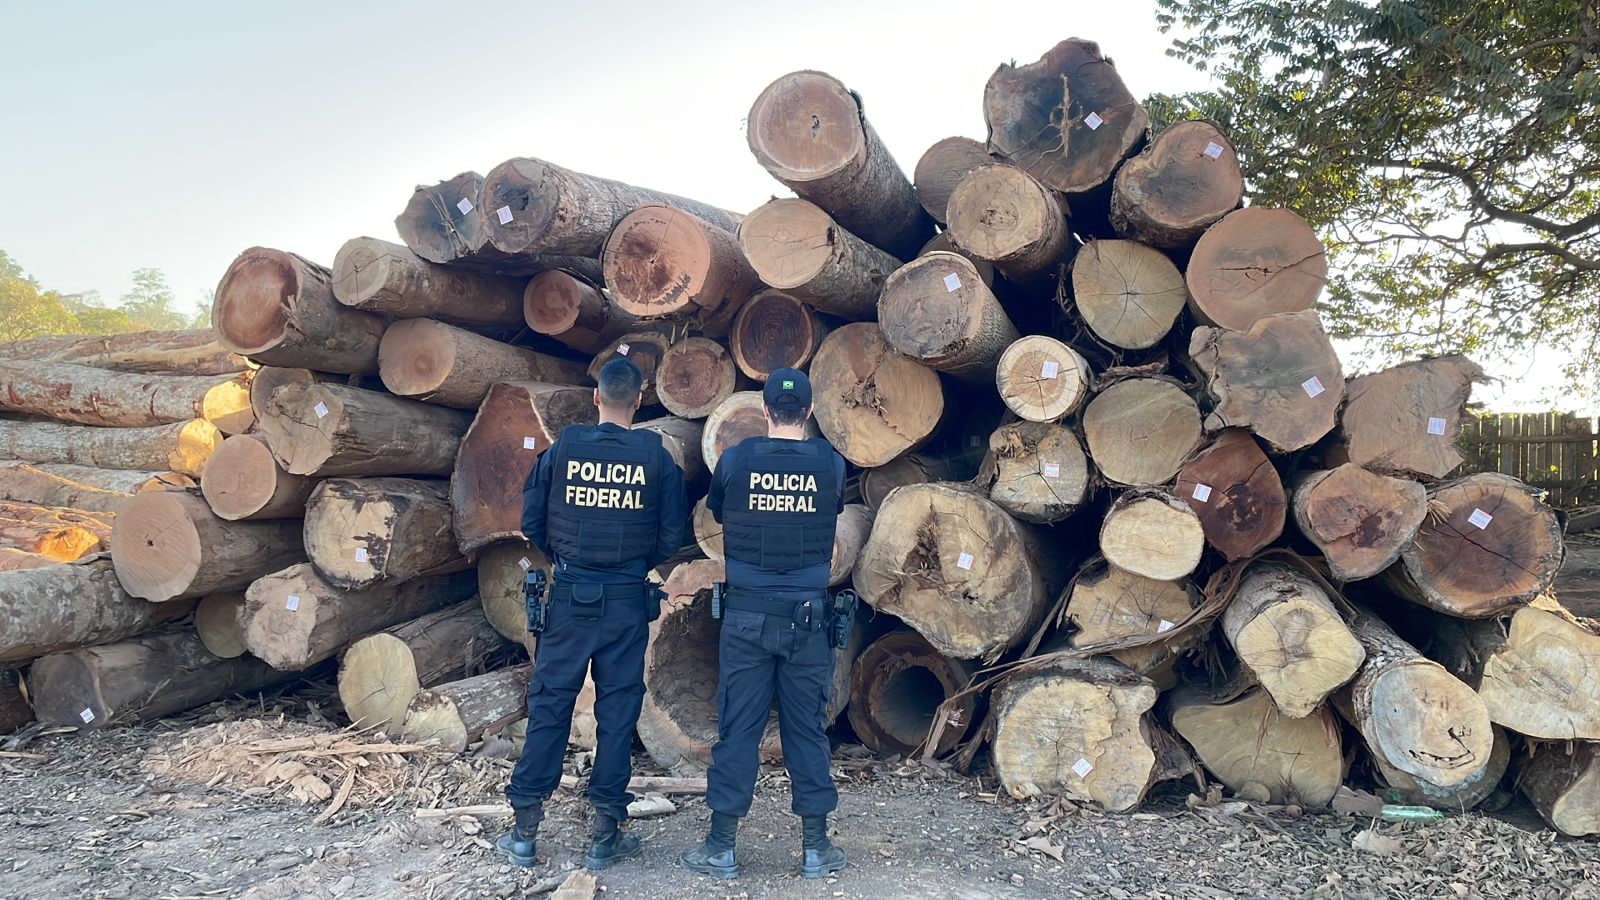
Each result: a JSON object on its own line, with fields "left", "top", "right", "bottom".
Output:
{"left": 212, "top": 248, "right": 301, "bottom": 355}
{"left": 1099, "top": 493, "right": 1205, "bottom": 583}
{"left": 913, "top": 137, "right": 993, "bottom": 224}
{"left": 1186, "top": 208, "right": 1327, "bottom": 331}
{"left": 1069, "top": 239, "right": 1187, "bottom": 350}
{"left": 1169, "top": 689, "right": 1343, "bottom": 807}
{"left": 194, "top": 592, "right": 248, "bottom": 659}
{"left": 1293, "top": 465, "right": 1427, "bottom": 581}
{"left": 338, "top": 632, "right": 422, "bottom": 731}
{"left": 109, "top": 491, "right": 204, "bottom": 602}
{"left": 728, "top": 289, "right": 827, "bottom": 380}
{"left": 395, "top": 172, "right": 489, "bottom": 264}
{"left": 995, "top": 336, "right": 1090, "bottom": 422}
{"left": 986, "top": 421, "right": 1089, "bottom": 524}
{"left": 1175, "top": 430, "right": 1287, "bottom": 561}
{"left": 810, "top": 325, "right": 943, "bottom": 468}
{"left": 1082, "top": 378, "right": 1203, "bottom": 487}
{"left": 1110, "top": 120, "right": 1242, "bottom": 248}
{"left": 656, "top": 337, "right": 738, "bottom": 420}
{"left": 747, "top": 71, "right": 866, "bottom": 187}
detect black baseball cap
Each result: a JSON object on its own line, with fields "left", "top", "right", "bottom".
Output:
{"left": 763, "top": 368, "right": 812, "bottom": 412}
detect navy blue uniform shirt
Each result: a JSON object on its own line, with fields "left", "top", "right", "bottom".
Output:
{"left": 708, "top": 436, "right": 846, "bottom": 592}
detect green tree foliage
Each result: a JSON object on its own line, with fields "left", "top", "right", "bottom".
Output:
{"left": 1151, "top": 0, "right": 1599, "bottom": 378}
{"left": 0, "top": 252, "right": 199, "bottom": 341}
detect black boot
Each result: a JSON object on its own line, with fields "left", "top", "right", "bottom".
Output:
{"left": 494, "top": 803, "right": 542, "bottom": 867}
{"left": 799, "top": 814, "right": 845, "bottom": 879}
{"left": 680, "top": 811, "right": 739, "bottom": 879}
{"left": 585, "top": 812, "right": 642, "bottom": 871}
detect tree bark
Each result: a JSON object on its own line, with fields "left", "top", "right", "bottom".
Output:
{"left": 995, "top": 335, "right": 1090, "bottom": 422}
{"left": 858, "top": 450, "right": 980, "bottom": 512}
{"left": 476, "top": 540, "right": 551, "bottom": 654}
{"left": 200, "top": 434, "right": 317, "bottom": 521}
{"left": 602, "top": 205, "right": 757, "bottom": 334}
{"left": 0, "top": 464, "right": 132, "bottom": 512}
{"left": 1168, "top": 687, "right": 1343, "bottom": 807}
{"left": 638, "top": 559, "right": 725, "bottom": 774}
{"left": 212, "top": 247, "right": 386, "bottom": 373}
{"left": 331, "top": 236, "right": 527, "bottom": 328}
{"left": 847, "top": 628, "right": 976, "bottom": 757}
{"left": 0, "top": 501, "right": 111, "bottom": 561}
{"left": 0, "top": 418, "right": 221, "bottom": 477}
{"left": 378, "top": 318, "right": 588, "bottom": 409}
{"left": 1099, "top": 491, "right": 1206, "bottom": 582}
{"left": 700, "top": 391, "right": 819, "bottom": 473}
{"left": 1110, "top": 120, "right": 1243, "bottom": 249}
{"left": 0, "top": 328, "right": 246, "bottom": 375}
{"left": 1069, "top": 240, "right": 1187, "bottom": 350}
{"left": 919, "top": 232, "right": 996, "bottom": 285}
{"left": 109, "top": 490, "right": 305, "bottom": 603}
{"left": 393, "top": 171, "right": 607, "bottom": 276}
{"left": 0, "top": 360, "right": 251, "bottom": 430}
{"left": 0, "top": 548, "right": 55, "bottom": 572}
{"left": 1520, "top": 741, "right": 1600, "bottom": 837}
{"left": 879, "top": 252, "right": 1021, "bottom": 383}
{"left": 522, "top": 269, "right": 641, "bottom": 355}
{"left": 945, "top": 165, "right": 1072, "bottom": 287}
{"left": 1185, "top": 208, "right": 1328, "bottom": 332}
{"left": 1174, "top": 429, "right": 1286, "bottom": 561}
{"left": 1081, "top": 377, "right": 1204, "bottom": 486}
{"left": 1292, "top": 464, "right": 1427, "bottom": 581}
{"left": 737, "top": 198, "right": 901, "bottom": 321}
{"left": 256, "top": 381, "right": 473, "bottom": 477}
{"left": 727, "top": 289, "right": 829, "bottom": 380}
{"left": 401, "top": 665, "right": 531, "bottom": 754}
{"left": 1338, "top": 356, "right": 1485, "bottom": 481}
{"left": 248, "top": 367, "right": 332, "bottom": 428}
{"left": 1375, "top": 725, "right": 1511, "bottom": 811}
{"left": 338, "top": 600, "right": 508, "bottom": 731}
{"left": 0, "top": 558, "right": 193, "bottom": 664}
{"left": 809, "top": 324, "right": 944, "bottom": 468}
{"left": 656, "top": 337, "right": 739, "bottom": 420}
{"left": 1190, "top": 309, "right": 1344, "bottom": 453}
{"left": 587, "top": 331, "right": 672, "bottom": 408}
{"left": 0, "top": 668, "right": 30, "bottom": 734}
{"left": 828, "top": 503, "right": 873, "bottom": 588}
{"left": 304, "top": 478, "right": 464, "bottom": 590}
{"left": 747, "top": 71, "right": 932, "bottom": 259}
{"left": 981, "top": 421, "right": 1089, "bottom": 524}
{"left": 635, "top": 416, "right": 708, "bottom": 498}
{"left": 1065, "top": 560, "right": 1199, "bottom": 679}
{"left": 194, "top": 592, "right": 247, "bottom": 659}
{"left": 913, "top": 137, "right": 994, "bottom": 224}
{"left": 1221, "top": 561, "right": 1366, "bottom": 718}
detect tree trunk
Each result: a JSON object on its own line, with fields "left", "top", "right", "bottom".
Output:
{"left": 879, "top": 252, "right": 1021, "bottom": 383}
{"left": 746, "top": 71, "right": 932, "bottom": 259}
{"left": 828, "top": 503, "right": 873, "bottom": 587}
{"left": 1388, "top": 473, "right": 1564, "bottom": 618}
{"left": 194, "top": 592, "right": 248, "bottom": 659}
{"left": 0, "top": 328, "right": 246, "bottom": 375}
{"left": 451, "top": 382, "right": 596, "bottom": 555}
{"left": 727, "top": 289, "right": 829, "bottom": 381}
{"left": 1081, "top": 377, "right": 1204, "bottom": 486}
{"left": 0, "top": 501, "right": 111, "bottom": 561}
{"left": 0, "top": 464, "right": 133, "bottom": 513}
{"left": 338, "top": 600, "right": 508, "bottom": 731}
{"left": 522, "top": 270, "right": 640, "bottom": 355}
{"left": 1068, "top": 240, "right": 1188, "bottom": 350}
{"left": 809, "top": 323, "right": 944, "bottom": 468}
{"left": 109, "top": 490, "right": 304, "bottom": 602}
{"left": 981, "top": 421, "right": 1089, "bottom": 524}
{"left": 392, "top": 171, "right": 607, "bottom": 276}
{"left": 602, "top": 205, "right": 758, "bottom": 334}
{"left": 700, "top": 392, "right": 819, "bottom": 473}
{"left": 913, "top": 137, "right": 994, "bottom": 224}
{"left": 476, "top": 540, "right": 551, "bottom": 654}
{"left": 0, "top": 558, "right": 193, "bottom": 664}
{"left": 984, "top": 39, "right": 1150, "bottom": 195}
{"left": 1110, "top": 120, "right": 1243, "bottom": 249}
{"left": 587, "top": 331, "right": 672, "bottom": 408}
{"left": 256, "top": 381, "right": 473, "bottom": 477}
{"left": 1292, "top": 464, "right": 1427, "bottom": 581}
{"left": 656, "top": 337, "right": 739, "bottom": 420}
{"left": 1065, "top": 558, "right": 1200, "bottom": 678}
{"left": 1185, "top": 208, "right": 1328, "bottom": 332}
{"left": 0, "top": 360, "right": 251, "bottom": 430}
{"left": 1174, "top": 429, "right": 1286, "bottom": 561}
{"left": 200, "top": 434, "right": 317, "bottom": 521}
{"left": 638, "top": 559, "right": 725, "bottom": 774}
{"left": 847, "top": 629, "right": 976, "bottom": 757}
{"left": 1099, "top": 491, "right": 1205, "bottom": 582}
{"left": 0, "top": 418, "right": 221, "bottom": 477}
{"left": 0, "top": 669, "right": 30, "bottom": 735}
{"left": 920, "top": 232, "right": 997, "bottom": 285}
{"left": 1376, "top": 725, "right": 1510, "bottom": 811}
{"left": 401, "top": 664, "right": 531, "bottom": 754}
{"left": 378, "top": 318, "right": 588, "bottom": 409}
{"left": 1189, "top": 309, "right": 1344, "bottom": 453}
{"left": 1168, "top": 688, "right": 1343, "bottom": 807}
{"left": 212, "top": 247, "right": 386, "bottom": 373}
{"left": 945, "top": 165, "right": 1071, "bottom": 287}
{"left": 248, "top": 367, "right": 330, "bottom": 427}
{"left": 1221, "top": 561, "right": 1366, "bottom": 718}
{"left": 858, "top": 450, "right": 979, "bottom": 512}
{"left": 3, "top": 462, "right": 189, "bottom": 495}
{"left": 331, "top": 236, "right": 526, "bottom": 328}
{"left": 28, "top": 631, "right": 294, "bottom": 729}
{"left": 241, "top": 564, "right": 475, "bottom": 671}
{"left": 995, "top": 336, "right": 1090, "bottom": 423}
{"left": 304, "top": 478, "right": 464, "bottom": 590}
{"left": 1520, "top": 741, "right": 1600, "bottom": 837}
{"left": 635, "top": 416, "right": 709, "bottom": 498}
{"left": 737, "top": 198, "right": 902, "bottom": 321}
{"left": 1338, "top": 356, "right": 1486, "bottom": 481}
{"left": 0, "top": 548, "right": 55, "bottom": 572}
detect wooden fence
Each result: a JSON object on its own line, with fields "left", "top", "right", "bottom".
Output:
{"left": 1456, "top": 412, "right": 1600, "bottom": 507}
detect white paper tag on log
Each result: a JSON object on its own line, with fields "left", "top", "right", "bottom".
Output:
{"left": 79, "top": 708, "right": 95, "bottom": 724}
{"left": 943, "top": 273, "right": 961, "bottom": 292}
{"left": 456, "top": 197, "right": 474, "bottom": 215}
{"left": 956, "top": 552, "right": 974, "bottom": 570}
{"left": 518, "top": 557, "right": 532, "bottom": 571}
{"left": 1468, "top": 508, "right": 1493, "bottom": 530}
{"left": 1191, "top": 483, "right": 1213, "bottom": 503}
{"left": 523, "top": 436, "right": 538, "bottom": 450}
{"left": 617, "top": 343, "right": 631, "bottom": 356}
{"left": 354, "top": 547, "right": 369, "bottom": 563}
{"left": 1157, "top": 619, "right": 1176, "bottom": 633}
{"left": 496, "top": 206, "right": 513, "bottom": 225}
{"left": 1301, "top": 376, "right": 1326, "bottom": 398}
{"left": 1040, "top": 360, "right": 1059, "bottom": 379}
{"left": 285, "top": 595, "right": 300, "bottom": 611}
{"left": 1072, "top": 758, "right": 1094, "bottom": 778}
{"left": 1083, "top": 112, "right": 1104, "bottom": 130}
{"left": 1203, "top": 141, "right": 1224, "bottom": 160}
{"left": 1427, "top": 417, "right": 1447, "bottom": 435}
{"left": 1043, "top": 462, "right": 1060, "bottom": 478}
{"left": 313, "top": 402, "right": 329, "bottom": 419}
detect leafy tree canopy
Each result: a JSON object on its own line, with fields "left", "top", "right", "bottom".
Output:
{"left": 0, "top": 251, "right": 200, "bottom": 341}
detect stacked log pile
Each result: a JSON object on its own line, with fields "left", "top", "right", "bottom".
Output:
{"left": 1, "top": 35, "right": 1593, "bottom": 837}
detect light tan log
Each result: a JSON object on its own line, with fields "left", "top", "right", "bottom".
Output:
{"left": 1098, "top": 491, "right": 1205, "bottom": 582}
{"left": 331, "top": 236, "right": 526, "bottom": 328}
{"left": 257, "top": 381, "right": 473, "bottom": 477}
{"left": 0, "top": 418, "right": 220, "bottom": 477}
{"left": 0, "top": 328, "right": 245, "bottom": 375}
{"left": 1339, "top": 356, "right": 1486, "bottom": 480}
{"left": 1065, "top": 560, "right": 1199, "bottom": 682}
{"left": 0, "top": 548, "right": 54, "bottom": 572}
{"left": 656, "top": 337, "right": 738, "bottom": 420}
{"left": 727, "top": 289, "right": 829, "bottom": 380}
{"left": 200, "top": 434, "right": 317, "bottom": 521}
{"left": 1190, "top": 309, "right": 1344, "bottom": 453}
{"left": 1186, "top": 208, "right": 1327, "bottom": 331}
{"left": 638, "top": 559, "right": 726, "bottom": 773}
{"left": 691, "top": 496, "right": 722, "bottom": 560}
{"left": 0, "top": 669, "right": 30, "bottom": 735}
{"left": 477, "top": 540, "right": 551, "bottom": 655}
{"left": 1520, "top": 741, "right": 1600, "bottom": 837}
{"left": 635, "top": 416, "right": 708, "bottom": 496}
{"left": 1082, "top": 377, "right": 1203, "bottom": 486}
{"left": 248, "top": 367, "right": 326, "bottom": 427}
{"left": 737, "top": 198, "right": 900, "bottom": 321}
{"left": 1110, "top": 120, "right": 1243, "bottom": 248}
{"left": 700, "top": 392, "right": 819, "bottom": 474}
{"left": 10, "top": 463, "right": 191, "bottom": 494}
{"left": 0, "top": 360, "right": 251, "bottom": 430}
{"left": 847, "top": 629, "right": 976, "bottom": 757}
{"left": 1222, "top": 561, "right": 1365, "bottom": 718}
{"left": 828, "top": 503, "right": 872, "bottom": 588}
{"left": 1376, "top": 725, "right": 1510, "bottom": 811}
{"left": 982, "top": 421, "right": 1089, "bottom": 524}
{"left": 523, "top": 270, "right": 641, "bottom": 355}
{"left": 401, "top": 665, "right": 531, "bottom": 754}
{"left": 304, "top": 478, "right": 463, "bottom": 590}
{"left": 809, "top": 323, "right": 943, "bottom": 468}
{"left": 587, "top": 331, "right": 672, "bottom": 408}
{"left": 1173, "top": 430, "right": 1286, "bottom": 561}
{"left": 945, "top": 165, "right": 1071, "bottom": 286}
{"left": 378, "top": 318, "right": 588, "bottom": 409}
{"left": 241, "top": 565, "right": 475, "bottom": 671}
{"left": 212, "top": 247, "right": 386, "bottom": 373}
{"left": 451, "top": 382, "right": 595, "bottom": 555}
{"left": 1292, "top": 465, "right": 1427, "bottom": 581}
{"left": 109, "top": 490, "right": 304, "bottom": 603}
{"left": 913, "top": 137, "right": 993, "bottom": 224}
{"left": 603, "top": 205, "right": 757, "bottom": 333}
{"left": 0, "top": 558, "right": 193, "bottom": 664}
{"left": 995, "top": 336, "right": 1090, "bottom": 423}
{"left": 879, "top": 252, "right": 1020, "bottom": 383}
{"left": 1069, "top": 240, "right": 1187, "bottom": 350}
{"left": 0, "top": 501, "right": 110, "bottom": 561}
{"left": 747, "top": 71, "right": 931, "bottom": 259}
{"left": 339, "top": 600, "right": 508, "bottom": 731}
{"left": 858, "top": 450, "right": 978, "bottom": 511}
{"left": 1168, "top": 688, "right": 1343, "bottom": 807}
{"left": 0, "top": 466, "right": 132, "bottom": 514}
{"left": 194, "top": 592, "right": 248, "bottom": 659}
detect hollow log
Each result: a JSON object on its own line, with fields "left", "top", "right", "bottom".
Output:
{"left": 1520, "top": 741, "right": 1600, "bottom": 837}
{"left": 1222, "top": 561, "right": 1366, "bottom": 718}
{"left": 339, "top": 600, "right": 508, "bottom": 731}
{"left": 200, "top": 434, "right": 317, "bottom": 521}
{"left": 737, "top": 198, "right": 899, "bottom": 321}
{"left": 636, "top": 416, "right": 709, "bottom": 498}
{"left": 378, "top": 318, "right": 588, "bottom": 409}
{"left": 1186, "top": 208, "right": 1327, "bottom": 332}
{"left": 1081, "top": 377, "right": 1203, "bottom": 486}
{"left": 1099, "top": 491, "right": 1205, "bottom": 582}
{"left": 0, "top": 418, "right": 220, "bottom": 477}
{"left": 828, "top": 503, "right": 873, "bottom": 588}
{"left": 401, "top": 664, "right": 531, "bottom": 754}
{"left": 879, "top": 252, "right": 1020, "bottom": 383}
{"left": 913, "top": 137, "right": 993, "bottom": 224}
{"left": 0, "top": 501, "right": 110, "bottom": 561}
{"left": 1376, "top": 725, "right": 1510, "bottom": 811}
{"left": 523, "top": 269, "right": 640, "bottom": 355}
{"left": 212, "top": 247, "right": 386, "bottom": 373}
{"left": 0, "top": 328, "right": 245, "bottom": 375}
{"left": 587, "top": 331, "right": 672, "bottom": 407}
{"left": 848, "top": 629, "right": 975, "bottom": 757}
{"left": 746, "top": 71, "right": 931, "bottom": 259}
{"left": 1065, "top": 559, "right": 1199, "bottom": 678}
{"left": 256, "top": 381, "right": 473, "bottom": 477}
{"left": 0, "top": 669, "right": 30, "bottom": 734}
{"left": 656, "top": 337, "right": 739, "bottom": 420}
{"left": 0, "top": 464, "right": 133, "bottom": 512}
{"left": 638, "top": 559, "right": 725, "bottom": 773}
{"left": 945, "top": 165, "right": 1071, "bottom": 286}
{"left": 995, "top": 336, "right": 1090, "bottom": 423}
{"left": 700, "top": 392, "right": 818, "bottom": 473}
{"left": 1110, "top": 120, "right": 1242, "bottom": 249}
{"left": 304, "top": 478, "right": 464, "bottom": 590}
{"left": 1190, "top": 310, "right": 1344, "bottom": 454}
{"left": 331, "top": 236, "right": 526, "bottom": 328}
{"left": 1174, "top": 430, "right": 1286, "bottom": 561}
{"left": 1338, "top": 356, "right": 1486, "bottom": 481}
{"left": 1292, "top": 465, "right": 1427, "bottom": 581}
{"left": 0, "top": 558, "right": 193, "bottom": 664}
{"left": 809, "top": 323, "right": 943, "bottom": 468}
{"left": 1168, "top": 688, "right": 1343, "bottom": 808}
{"left": 477, "top": 540, "right": 551, "bottom": 655}
{"left": 109, "top": 490, "right": 304, "bottom": 602}
{"left": 0, "top": 360, "right": 251, "bottom": 430}
{"left": 1069, "top": 240, "right": 1187, "bottom": 350}
{"left": 603, "top": 205, "right": 757, "bottom": 333}
{"left": 194, "top": 592, "right": 248, "bottom": 659}
{"left": 982, "top": 421, "right": 1089, "bottom": 524}
{"left": 727, "top": 289, "right": 829, "bottom": 380}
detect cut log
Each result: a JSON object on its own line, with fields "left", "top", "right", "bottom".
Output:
{"left": 0, "top": 501, "right": 111, "bottom": 561}
{"left": 635, "top": 416, "right": 709, "bottom": 497}
{"left": 241, "top": 565, "right": 475, "bottom": 671}
{"left": 945, "top": 165, "right": 1071, "bottom": 286}
{"left": 109, "top": 490, "right": 305, "bottom": 602}
{"left": 879, "top": 252, "right": 1021, "bottom": 383}
{"left": 913, "top": 137, "right": 994, "bottom": 224}
{"left": 331, "top": 236, "right": 526, "bottom": 328}
{"left": 1081, "top": 377, "right": 1203, "bottom": 486}
{"left": 656, "top": 337, "right": 739, "bottom": 420}
{"left": 1388, "top": 472, "right": 1564, "bottom": 618}
{"left": 856, "top": 483, "right": 1058, "bottom": 661}
{"left": 304, "top": 478, "right": 464, "bottom": 590}
{"left": 212, "top": 247, "right": 386, "bottom": 373}
{"left": 1069, "top": 240, "right": 1187, "bottom": 350}
{"left": 0, "top": 418, "right": 221, "bottom": 477}
{"left": 737, "top": 198, "right": 899, "bottom": 321}
{"left": 746, "top": 71, "right": 931, "bottom": 259}
{"left": 691, "top": 496, "right": 722, "bottom": 560}
{"left": 28, "top": 631, "right": 294, "bottom": 729}
{"left": 0, "top": 668, "right": 30, "bottom": 735}
{"left": 0, "top": 464, "right": 133, "bottom": 512}
{"left": 378, "top": 318, "right": 588, "bottom": 409}
{"left": 727, "top": 289, "right": 829, "bottom": 381}
{"left": 995, "top": 336, "right": 1090, "bottom": 423}
{"left": 1189, "top": 310, "right": 1344, "bottom": 453}
{"left": 700, "top": 391, "right": 819, "bottom": 473}
{"left": 1099, "top": 491, "right": 1205, "bottom": 582}
{"left": 477, "top": 540, "right": 551, "bottom": 655}
{"left": 984, "top": 39, "right": 1150, "bottom": 195}
{"left": 602, "top": 205, "right": 758, "bottom": 333}
{"left": 0, "top": 558, "right": 193, "bottom": 664}
{"left": 0, "top": 328, "right": 245, "bottom": 375}
{"left": 1186, "top": 208, "right": 1327, "bottom": 331}
{"left": 1168, "top": 688, "right": 1343, "bottom": 807}
{"left": 3, "top": 462, "right": 189, "bottom": 495}
{"left": 1174, "top": 430, "right": 1287, "bottom": 561}
{"left": 481, "top": 157, "right": 738, "bottom": 259}
{"left": 1520, "top": 741, "right": 1600, "bottom": 837}
{"left": 0, "top": 360, "right": 251, "bottom": 430}
{"left": 982, "top": 421, "right": 1089, "bottom": 524}
{"left": 638, "top": 559, "right": 725, "bottom": 773}
{"left": 1292, "top": 465, "right": 1427, "bottom": 581}
{"left": 1339, "top": 356, "right": 1486, "bottom": 481}
{"left": 249, "top": 367, "right": 325, "bottom": 426}
{"left": 194, "top": 592, "right": 248, "bottom": 659}
{"left": 338, "top": 601, "right": 508, "bottom": 731}
{"left": 809, "top": 323, "right": 943, "bottom": 468}
{"left": 393, "top": 172, "right": 606, "bottom": 275}
{"left": 847, "top": 629, "right": 976, "bottom": 757}
{"left": 523, "top": 269, "right": 640, "bottom": 355}
{"left": 1376, "top": 725, "right": 1510, "bottom": 811}
{"left": 828, "top": 503, "right": 873, "bottom": 588}
{"left": 451, "top": 382, "right": 596, "bottom": 555}
{"left": 587, "top": 331, "right": 672, "bottom": 407}
{"left": 200, "top": 434, "right": 317, "bottom": 521}
{"left": 401, "top": 665, "right": 531, "bottom": 754}
{"left": 1110, "top": 120, "right": 1243, "bottom": 249}
{"left": 0, "top": 548, "right": 55, "bottom": 571}
{"left": 256, "top": 381, "right": 473, "bottom": 477}
{"left": 919, "top": 232, "right": 997, "bottom": 285}
{"left": 1222, "top": 561, "right": 1366, "bottom": 718}
{"left": 1065, "top": 559, "right": 1199, "bottom": 677}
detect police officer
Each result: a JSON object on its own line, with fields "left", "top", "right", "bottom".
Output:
{"left": 681, "top": 368, "right": 848, "bottom": 880}
{"left": 498, "top": 358, "right": 687, "bottom": 870}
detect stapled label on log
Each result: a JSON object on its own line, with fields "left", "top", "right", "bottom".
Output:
{"left": 1203, "top": 142, "right": 1224, "bottom": 160}
{"left": 1427, "top": 417, "right": 1447, "bottom": 435}
{"left": 1084, "top": 113, "right": 1104, "bottom": 130}
{"left": 285, "top": 594, "right": 300, "bottom": 611}
{"left": 456, "top": 198, "right": 474, "bottom": 215}
{"left": 1072, "top": 758, "right": 1094, "bottom": 777}
{"left": 944, "top": 273, "right": 961, "bottom": 292}
{"left": 1469, "top": 508, "right": 1493, "bottom": 530}
{"left": 957, "top": 552, "right": 974, "bottom": 570}
{"left": 496, "top": 206, "right": 513, "bottom": 225}
{"left": 1041, "top": 361, "right": 1059, "bottom": 379}
{"left": 1191, "top": 484, "right": 1212, "bottom": 503}
{"left": 523, "top": 437, "right": 537, "bottom": 450}
{"left": 1301, "top": 377, "right": 1325, "bottom": 398}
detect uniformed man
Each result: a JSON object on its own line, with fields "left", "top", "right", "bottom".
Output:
{"left": 498, "top": 358, "right": 687, "bottom": 870}
{"left": 681, "top": 368, "right": 848, "bottom": 880}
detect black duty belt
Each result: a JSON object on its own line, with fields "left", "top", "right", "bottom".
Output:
{"left": 724, "top": 588, "right": 830, "bottom": 630}
{"left": 549, "top": 580, "right": 649, "bottom": 602}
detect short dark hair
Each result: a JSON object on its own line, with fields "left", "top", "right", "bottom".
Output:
{"left": 767, "top": 401, "right": 809, "bottom": 427}
{"left": 597, "top": 358, "right": 643, "bottom": 408}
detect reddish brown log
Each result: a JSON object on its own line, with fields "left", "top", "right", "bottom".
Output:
{"left": 913, "top": 137, "right": 994, "bottom": 224}
{"left": 212, "top": 247, "right": 386, "bottom": 373}
{"left": 587, "top": 331, "right": 672, "bottom": 407}
{"left": 522, "top": 269, "right": 641, "bottom": 355}
{"left": 1173, "top": 430, "right": 1287, "bottom": 561}
{"left": 109, "top": 490, "right": 305, "bottom": 603}
{"left": 1293, "top": 465, "right": 1427, "bottom": 581}
{"left": 700, "top": 392, "right": 817, "bottom": 473}
{"left": 603, "top": 205, "right": 758, "bottom": 333}
{"left": 655, "top": 337, "right": 739, "bottom": 420}
{"left": 1186, "top": 208, "right": 1328, "bottom": 332}
{"left": 727, "top": 289, "right": 829, "bottom": 380}
{"left": 738, "top": 198, "right": 901, "bottom": 320}
{"left": 379, "top": 318, "right": 587, "bottom": 409}
{"left": 1111, "top": 120, "right": 1243, "bottom": 249}
{"left": 200, "top": 434, "right": 316, "bottom": 521}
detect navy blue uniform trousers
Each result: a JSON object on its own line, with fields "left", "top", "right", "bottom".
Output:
{"left": 506, "top": 589, "right": 649, "bottom": 821}
{"left": 706, "top": 607, "right": 838, "bottom": 817}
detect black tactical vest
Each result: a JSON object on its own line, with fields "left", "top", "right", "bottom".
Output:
{"left": 720, "top": 437, "right": 840, "bottom": 573}
{"left": 544, "top": 425, "right": 662, "bottom": 566}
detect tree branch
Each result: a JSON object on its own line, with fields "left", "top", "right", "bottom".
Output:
{"left": 1372, "top": 157, "right": 1600, "bottom": 239}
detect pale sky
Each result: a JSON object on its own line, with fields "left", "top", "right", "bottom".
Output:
{"left": 0, "top": 0, "right": 1576, "bottom": 411}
